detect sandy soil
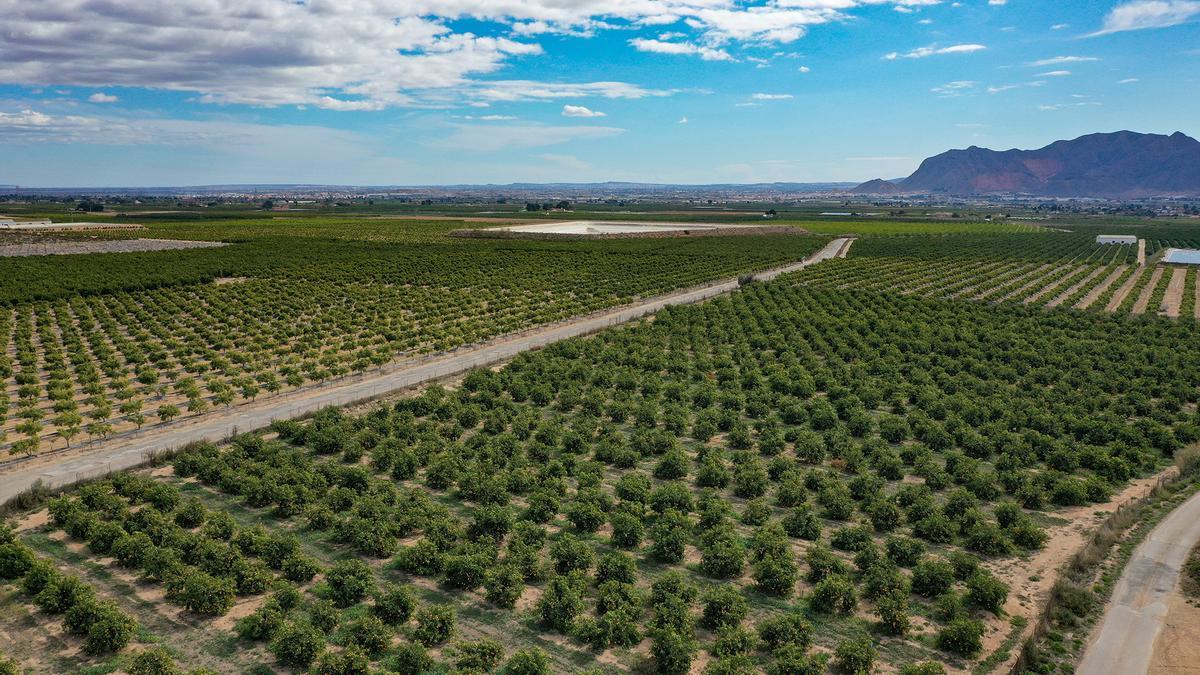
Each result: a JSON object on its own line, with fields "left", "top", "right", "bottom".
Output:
{"left": 984, "top": 469, "right": 1177, "bottom": 674}
{"left": 1075, "top": 265, "right": 1128, "bottom": 310}
{"left": 0, "top": 238, "right": 225, "bottom": 258}
{"left": 1106, "top": 265, "right": 1147, "bottom": 312}
{"left": 1023, "top": 265, "right": 1082, "bottom": 305}
{"left": 1046, "top": 266, "right": 1108, "bottom": 308}
{"left": 1132, "top": 266, "right": 1166, "bottom": 315}
{"left": 1161, "top": 268, "right": 1187, "bottom": 318}
{"left": 996, "top": 265, "right": 1065, "bottom": 303}
{"left": 1149, "top": 590, "right": 1200, "bottom": 674}
{"left": 974, "top": 264, "right": 1050, "bottom": 301}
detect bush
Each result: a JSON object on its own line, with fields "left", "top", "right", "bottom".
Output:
{"left": 485, "top": 564, "right": 525, "bottom": 608}
{"left": 875, "top": 589, "right": 910, "bottom": 636}
{"left": 454, "top": 638, "right": 505, "bottom": 673}
{"left": 340, "top": 614, "right": 392, "bottom": 657}
{"left": 0, "top": 543, "right": 34, "bottom": 579}
{"left": 809, "top": 575, "right": 857, "bottom": 614}
{"left": 281, "top": 554, "right": 320, "bottom": 583}
{"left": 912, "top": 558, "right": 955, "bottom": 598}
{"left": 413, "top": 604, "right": 456, "bottom": 646}
{"left": 83, "top": 608, "right": 138, "bottom": 654}
{"left": 610, "top": 512, "right": 644, "bottom": 549}
{"left": 269, "top": 621, "right": 325, "bottom": 668}
{"left": 899, "top": 663, "right": 946, "bottom": 675}
{"left": 235, "top": 602, "right": 285, "bottom": 641}
{"left": 965, "top": 570, "right": 1009, "bottom": 615}
{"left": 311, "top": 644, "right": 370, "bottom": 675}
{"left": 885, "top": 536, "right": 924, "bottom": 568}
{"left": 371, "top": 585, "right": 416, "bottom": 625}
{"left": 938, "top": 617, "right": 985, "bottom": 656}
{"left": 35, "top": 574, "right": 94, "bottom": 613}
{"left": 711, "top": 625, "right": 757, "bottom": 657}
{"left": 767, "top": 646, "right": 828, "bottom": 675}
{"left": 499, "top": 647, "right": 551, "bottom": 675}
{"left": 756, "top": 613, "right": 812, "bottom": 651}
{"left": 549, "top": 534, "right": 595, "bottom": 575}
{"left": 651, "top": 629, "right": 697, "bottom": 675}
{"left": 391, "top": 642, "right": 435, "bottom": 674}
{"left": 325, "top": 559, "right": 375, "bottom": 607}
{"left": 834, "top": 637, "right": 876, "bottom": 674}
{"left": 127, "top": 647, "right": 182, "bottom": 675}
{"left": 172, "top": 571, "right": 235, "bottom": 616}
{"left": 701, "top": 586, "right": 748, "bottom": 630}
{"left": 538, "top": 574, "right": 585, "bottom": 633}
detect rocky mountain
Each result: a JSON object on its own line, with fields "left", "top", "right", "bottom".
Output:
{"left": 848, "top": 178, "right": 904, "bottom": 195}
{"left": 853, "top": 131, "right": 1200, "bottom": 198}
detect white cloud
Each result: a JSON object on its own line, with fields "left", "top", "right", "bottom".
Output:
{"left": 1119, "top": 77, "right": 1140, "bottom": 83}
{"left": 884, "top": 43, "right": 986, "bottom": 60}
{"left": 1051, "top": 23, "right": 1070, "bottom": 29}
{"left": 1027, "top": 55, "right": 1099, "bottom": 66}
{"left": 798, "top": 65, "right": 811, "bottom": 72}
{"left": 931, "top": 80, "right": 976, "bottom": 96}
{"left": 1037, "top": 70, "right": 1071, "bottom": 77}
{"left": 629, "top": 38, "right": 734, "bottom": 61}
{"left": 751, "top": 93, "right": 793, "bottom": 100}
{"left": 87, "top": 92, "right": 118, "bottom": 103}
{"left": 471, "top": 81, "right": 674, "bottom": 102}
{"left": 678, "top": 116, "right": 689, "bottom": 124}
{"left": 562, "top": 104, "right": 606, "bottom": 117}
{"left": 1091, "top": 0, "right": 1200, "bottom": 36}
{"left": 430, "top": 123, "right": 624, "bottom": 151}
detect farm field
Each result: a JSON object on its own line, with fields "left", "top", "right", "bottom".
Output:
{"left": 0, "top": 218, "right": 833, "bottom": 456}
{"left": 789, "top": 231, "right": 1200, "bottom": 319}
{"left": 3, "top": 248, "right": 1200, "bottom": 673}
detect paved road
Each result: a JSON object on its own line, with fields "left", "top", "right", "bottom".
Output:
{"left": 1077, "top": 486, "right": 1200, "bottom": 675}
{"left": 0, "top": 238, "right": 851, "bottom": 503}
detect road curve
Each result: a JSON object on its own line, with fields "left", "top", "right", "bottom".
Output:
{"left": 1077, "top": 486, "right": 1200, "bottom": 675}
{"left": 0, "top": 238, "right": 851, "bottom": 503}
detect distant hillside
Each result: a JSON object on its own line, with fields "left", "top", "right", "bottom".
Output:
{"left": 849, "top": 178, "right": 904, "bottom": 195}
{"left": 875, "top": 131, "right": 1200, "bottom": 198}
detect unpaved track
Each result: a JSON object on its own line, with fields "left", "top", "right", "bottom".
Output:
{"left": 1107, "top": 265, "right": 1148, "bottom": 312}
{"left": 0, "top": 239, "right": 851, "bottom": 503}
{"left": 1132, "top": 266, "right": 1166, "bottom": 315}
{"left": 1077, "top": 487, "right": 1200, "bottom": 675}
{"left": 1024, "top": 265, "right": 1082, "bottom": 305}
{"left": 1047, "top": 266, "right": 1107, "bottom": 308}
{"left": 1076, "top": 265, "right": 1128, "bottom": 310}
{"left": 1161, "top": 268, "right": 1187, "bottom": 317}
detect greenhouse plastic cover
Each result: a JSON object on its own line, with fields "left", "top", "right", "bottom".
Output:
{"left": 1161, "top": 248, "right": 1200, "bottom": 265}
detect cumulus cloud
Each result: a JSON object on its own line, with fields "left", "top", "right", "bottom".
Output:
{"left": 884, "top": 43, "right": 986, "bottom": 59}
{"left": 751, "top": 93, "right": 793, "bottom": 100}
{"left": 87, "top": 92, "right": 119, "bottom": 103}
{"left": 562, "top": 104, "right": 606, "bottom": 117}
{"left": 0, "top": 0, "right": 965, "bottom": 110}
{"left": 1091, "top": 0, "right": 1200, "bottom": 36}
{"left": 629, "top": 38, "right": 733, "bottom": 61}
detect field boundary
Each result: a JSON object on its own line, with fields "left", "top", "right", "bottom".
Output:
{"left": 0, "top": 238, "right": 851, "bottom": 504}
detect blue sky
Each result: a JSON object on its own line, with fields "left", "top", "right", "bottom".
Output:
{"left": 1, "top": 0, "right": 1198, "bottom": 187}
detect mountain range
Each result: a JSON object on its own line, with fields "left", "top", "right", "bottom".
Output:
{"left": 853, "top": 131, "right": 1200, "bottom": 198}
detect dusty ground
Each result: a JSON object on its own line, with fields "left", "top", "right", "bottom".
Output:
{"left": 1106, "top": 265, "right": 1147, "bottom": 312}
{"left": 1075, "top": 265, "right": 1128, "bottom": 310}
{"left": 1149, "top": 589, "right": 1200, "bottom": 674}
{"left": 1132, "top": 266, "right": 1166, "bottom": 315}
{"left": 0, "top": 238, "right": 226, "bottom": 258}
{"left": 1161, "top": 268, "right": 1187, "bottom": 317}
{"left": 1046, "top": 266, "right": 1107, "bottom": 308}
{"left": 1023, "top": 265, "right": 1083, "bottom": 305}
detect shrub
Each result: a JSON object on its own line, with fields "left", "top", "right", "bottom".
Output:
{"left": 538, "top": 574, "right": 585, "bottom": 633}
{"left": 0, "top": 543, "right": 34, "bottom": 579}
{"left": 912, "top": 558, "right": 955, "bottom": 598}
{"left": 235, "top": 602, "right": 285, "bottom": 641}
{"left": 281, "top": 554, "right": 320, "bottom": 583}
{"left": 325, "top": 559, "right": 375, "bottom": 607}
{"left": 35, "top": 574, "right": 94, "bottom": 613}
{"left": 651, "top": 629, "right": 697, "bottom": 675}
{"left": 340, "top": 614, "right": 392, "bottom": 657}
{"left": 752, "top": 554, "right": 798, "bottom": 597}
{"left": 711, "top": 625, "right": 757, "bottom": 657}
{"left": 484, "top": 564, "right": 525, "bottom": 609}
{"left": 885, "top": 536, "right": 924, "bottom": 568}
{"left": 391, "top": 642, "right": 435, "bottom": 674}
{"left": 549, "top": 534, "right": 595, "bottom": 575}
{"left": 809, "top": 575, "right": 857, "bottom": 614}
{"left": 311, "top": 644, "right": 370, "bottom": 675}
{"left": 596, "top": 551, "right": 638, "bottom": 585}
{"left": 937, "top": 617, "right": 985, "bottom": 657}
{"left": 701, "top": 586, "right": 749, "bottom": 630}
{"left": 127, "top": 647, "right": 182, "bottom": 675}
{"left": 965, "top": 570, "right": 1009, "bottom": 615}
{"left": 172, "top": 571, "right": 235, "bottom": 616}
{"left": 899, "top": 662, "right": 946, "bottom": 675}
{"left": 499, "top": 647, "right": 551, "bottom": 675}
{"left": 705, "top": 655, "right": 758, "bottom": 675}
{"left": 455, "top": 638, "right": 505, "bottom": 673}
{"left": 269, "top": 620, "right": 325, "bottom": 668}
{"left": 834, "top": 637, "right": 876, "bottom": 675}
{"left": 610, "top": 512, "right": 644, "bottom": 549}
{"left": 767, "top": 647, "right": 828, "bottom": 675}
{"left": 875, "top": 589, "right": 910, "bottom": 636}
{"left": 756, "top": 613, "right": 812, "bottom": 651}
{"left": 413, "top": 604, "right": 456, "bottom": 646}
{"left": 83, "top": 607, "right": 138, "bottom": 654}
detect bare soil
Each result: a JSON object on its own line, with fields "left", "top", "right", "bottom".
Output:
{"left": 1161, "top": 268, "right": 1188, "bottom": 318}
{"left": 1023, "top": 265, "right": 1081, "bottom": 305}
{"left": 0, "top": 238, "right": 226, "bottom": 258}
{"left": 1075, "top": 265, "right": 1128, "bottom": 310}
{"left": 1132, "top": 266, "right": 1166, "bottom": 315}
{"left": 1046, "top": 266, "right": 1108, "bottom": 308}
{"left": 1106, "top": 265, "right": 1147, "bottom": 312}
{"left": 1149, "top": 588, "right": 1200, "bottom": 674}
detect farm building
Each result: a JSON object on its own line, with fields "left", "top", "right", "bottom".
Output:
{"left": 1161, "top": 248, "right": 1200, "bottom": 265}
{"left": 1096, "top": 234, "right": 1137, "bottom": 245}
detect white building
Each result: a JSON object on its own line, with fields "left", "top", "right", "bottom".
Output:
{"left": 1096, "top": 234, "right": 1137, "bottom": 245}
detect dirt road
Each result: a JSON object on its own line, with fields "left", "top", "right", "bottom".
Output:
{"left": 1077, "top": 487, "right": 1200, "bottom": 675}
{"left": 0, "top": 238, "right": 851, "bottom": 503}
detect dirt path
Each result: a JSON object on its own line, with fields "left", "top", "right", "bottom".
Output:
{"left": 836, "top": 238, "right": 854, "bottom": 258}
{"left": 1106, "top": 265, "right": 1148, "bottom": 312}
{"left": 0, "top": 239, "right": 851, "bottom": 503}
{"left": 997, "top": 265, "right": 1068, "bottom": 303}
{"left": 1161, "top": 268, "right": 1187, "bottom": 318}
{"left": 1196, "top": 272, "right": 1200, "bottom": 320}
{"left": 1024, "top": 265, "right": 1083, "bottom": 305}
{"left": 1047, "top": 266, "right": 1108, "bottom": 308}
{"left": 1132, "top": 266, "right": 1166, "bottom": 315}
{"left": 1078, "top": 487, "right": 1200, "bottom": 675}
{"left": 1148, "top": 589, "right": 1200, "bottom": 674}
{"left": 1076, "top": 265, "right": 1129, "bottom": 310}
